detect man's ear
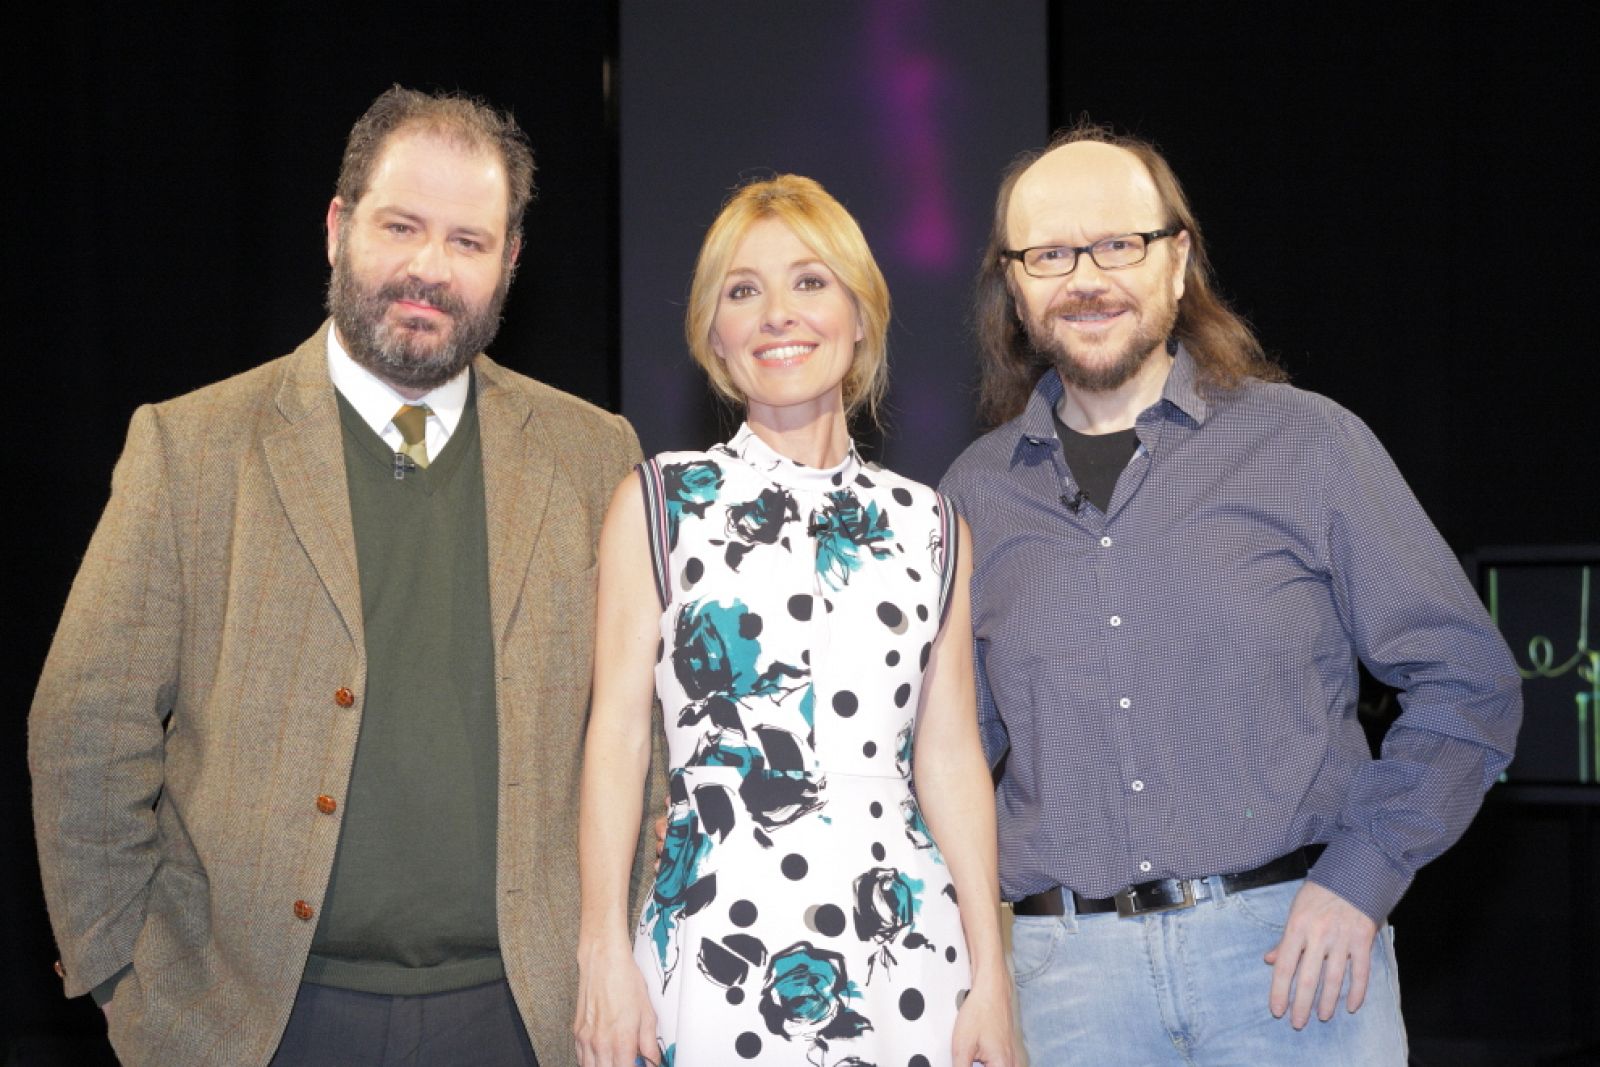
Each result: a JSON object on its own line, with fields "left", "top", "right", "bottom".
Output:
{"left": 325, "top": 199, "right": 346, "bottom": 267}
{"left": 1170, "top": 228, "right": 1192, "bottom": 302}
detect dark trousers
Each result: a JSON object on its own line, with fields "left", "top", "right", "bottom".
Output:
{"left": 268, "top": 979, "right": 539, "bottom": 1066}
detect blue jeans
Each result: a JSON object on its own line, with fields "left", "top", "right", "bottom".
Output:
{"left": 1010, "top": 878, "right": 1407, "bottom": 1067}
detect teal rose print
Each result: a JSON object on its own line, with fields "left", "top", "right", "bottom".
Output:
{"left": 687, "top": 725, "right": 825, "bottom": 834}
{"left": 641, "top": 775, "right": 720, "bottom": 986}
{"left": 811, "top": 489, "right": 895, "bottom": 591}
{"left": 758, "top": 941, "right": 871, "bottom": 1047}
{"left": 723, "top": 486, "right": 800, "bottom": 571}
{"left": 672, "top": 598, "right": 808, "bottom": 734}
{"left": 900, "top": 794, "right": 937, "bottom": 855}
{"left": 661, "top": 459, "right": 723, "bottom": 548}
{"left": 852, "top": 866, "right": 931, "bottom": 982}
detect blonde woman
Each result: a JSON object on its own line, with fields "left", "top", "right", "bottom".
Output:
{"left": 575, "top": 176, "right": 1014, "bottom": 1067}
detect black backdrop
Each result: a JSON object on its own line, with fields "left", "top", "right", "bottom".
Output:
{"left": 6, "top": 2, "right": 1596, "bottom": 1063}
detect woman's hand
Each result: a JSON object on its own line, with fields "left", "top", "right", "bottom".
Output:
{"left": 951, "top": 972, "right": 1019, "bottom": 1067}
{"left": 574, "top": 936, "right": 659, "bottom": 1067}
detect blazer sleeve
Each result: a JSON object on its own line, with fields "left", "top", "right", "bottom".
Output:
{"left": 29, "top": 403, "right": 182, "bottom": 998}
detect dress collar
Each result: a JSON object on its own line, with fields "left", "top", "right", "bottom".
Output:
{"left": 727, "top": 422, "right": 864, "bottom": 493}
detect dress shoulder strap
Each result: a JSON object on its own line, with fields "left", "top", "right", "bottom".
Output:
{"left": 636, "top": 458, "right": 672, "bottom": 609}
{"left": 936, "top": 491, "right": 961, "bottom": 628}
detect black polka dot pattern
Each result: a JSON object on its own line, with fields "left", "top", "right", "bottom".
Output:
{"left": 833, "top": 691, "right": 858, "bottom": 717}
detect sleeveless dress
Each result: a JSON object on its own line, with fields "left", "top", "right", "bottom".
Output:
{"left": 633, "top": 425, "right": 970, "bottom": 1067}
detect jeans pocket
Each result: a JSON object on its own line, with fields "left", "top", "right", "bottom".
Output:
{"left": 1008, "top": 916, "right": 1064, "bottom": 986}
{"left": 1228, "top": 878, "right": 1301, "bottom": 932}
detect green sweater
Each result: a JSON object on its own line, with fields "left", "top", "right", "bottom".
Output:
{"left": 305, "top": 386, "right": 502, "bottom": 994}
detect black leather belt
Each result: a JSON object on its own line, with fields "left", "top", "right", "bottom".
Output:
{"left": 1011, "top": 845, "right": 1324, "bottom": 919}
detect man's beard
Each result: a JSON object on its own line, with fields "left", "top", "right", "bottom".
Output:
{"left": 1022, "top": 290, "right": 1178, "bottom": 394}
{"left": 326, "top": 240, "right": 512, "bottom": 392}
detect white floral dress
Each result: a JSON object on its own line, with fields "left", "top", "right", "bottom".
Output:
{"left": 632, "top": 425, "right": 970, "bottom": 1067}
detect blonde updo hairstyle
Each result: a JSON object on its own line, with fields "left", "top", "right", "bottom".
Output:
{"left": 685, "top": 174, "right": 890, "bottom": 423}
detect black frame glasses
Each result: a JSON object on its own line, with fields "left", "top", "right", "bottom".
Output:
{"left": 1001, "top": 228, "right": 1182, "bottom": 278}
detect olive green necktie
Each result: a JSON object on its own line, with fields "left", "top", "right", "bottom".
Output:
{"left": 392, "top": 404, "right": 432, "bottom": 469}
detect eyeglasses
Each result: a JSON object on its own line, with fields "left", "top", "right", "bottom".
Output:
{"left": 1001, "top": 228, "right": 1181, "bottom": 278}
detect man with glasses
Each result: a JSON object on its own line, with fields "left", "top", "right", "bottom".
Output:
{"left": 940, "top": 122, "right": 1520, "bottom": 1064}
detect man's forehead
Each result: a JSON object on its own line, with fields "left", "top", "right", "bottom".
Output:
{"left": 1007, "top": 141, "right": 1164, "bottom": 241}
{"left": 361, "top": 130, "right": 509, "bottom": 223}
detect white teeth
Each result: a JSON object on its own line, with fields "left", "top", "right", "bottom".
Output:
{"left": 756, "top": 344, "right": 814, "bottom": 360}
{"left": 1064, "top": 311, "right": 1116, "bottom": 321}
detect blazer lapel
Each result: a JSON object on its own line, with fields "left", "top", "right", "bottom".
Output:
{"left": 263, "top": 330, "right": 365, "bottom": 647}
{"left": 476, "top": 357, "right": 554, "bottom": 649}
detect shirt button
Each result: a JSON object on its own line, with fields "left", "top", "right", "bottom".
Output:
{"left": 1139, "top": 860, "right": 1153, "bottom": 873}
{"left": 1109, "top": 615, "right": 1122, "bottom": 627}
{"left": 1100, "top": 536, "right": 1113, "bottom": 547}
{"left": 293, "top": 900, "right": 315, "bottom": 921}
{"left": 1131, "top": 780, "right": 1145, "bottom": 792}
{"left": 334, "top": 687, "right": 355, "bottom": 708}
{"left": 1119, "top": 697, "right": 1131, "bottom": 709}
{"left": 316, "top": 795, "right": 337, "bottom": 815}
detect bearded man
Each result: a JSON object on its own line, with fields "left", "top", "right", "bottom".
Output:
{"left": 30, "top": 86, "right": 660, "bottom": 1067}
{"left": 939, "top": 122, "right": 1521, "bottom": 1065}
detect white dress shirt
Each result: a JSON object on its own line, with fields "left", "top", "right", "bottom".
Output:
{"left": 326, "top": 323, "right": 470, "bottom": 461}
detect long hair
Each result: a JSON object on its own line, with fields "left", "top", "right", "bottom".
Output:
{"left": 686, "top": 174, "right": 891, "bottom": 423}
{"left": 335, "top": 85, "right": 536, "bottom": 253}
{"left": 975, "top": 119, "right": 1284, "bottom": 426}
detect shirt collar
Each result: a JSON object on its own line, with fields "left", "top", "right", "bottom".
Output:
{"left": 325, "top": 322, "right": 471, "bottom": 438}
{"left": 1160, "top": 344, "right": 1208, "bottom": 425}
{"left": 1013, "top": 341, "right": 1209, "bottom": 456}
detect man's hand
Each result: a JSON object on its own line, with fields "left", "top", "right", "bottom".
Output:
{"left": 1263, "top": 881, "right": 1378, "bottom": 1028}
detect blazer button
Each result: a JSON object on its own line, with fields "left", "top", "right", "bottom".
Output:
{"left": 316, "top": 795, "right": 337, "bottom": 814}
{"left": 293, "top": 900, "right": 315, "bottom": 921}
{"left": 53, "top": 960, "right": 66, "bottom": 978}
{"left": 334, "top": 687, "right": 355, "bottom": 708}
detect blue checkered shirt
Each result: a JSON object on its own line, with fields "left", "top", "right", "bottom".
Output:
{"left": 940, "top": 347, "right": 1521, "bottom": 921}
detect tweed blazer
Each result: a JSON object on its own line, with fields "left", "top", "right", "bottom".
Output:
{"left": 29, "top": 326, "right": 663, "bottom": 1066}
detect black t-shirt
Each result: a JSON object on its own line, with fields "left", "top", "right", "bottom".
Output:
{"left": 1052, "top": 406, "right": 1140, "bottom": 514}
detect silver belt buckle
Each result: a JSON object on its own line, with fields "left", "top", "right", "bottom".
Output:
{"left": 1114, "top": 878, "right": 1197, "bottom": 918}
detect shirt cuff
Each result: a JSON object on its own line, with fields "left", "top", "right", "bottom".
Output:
{"left": 1306, "top": 832, "right": 1414, "bottom": 924}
